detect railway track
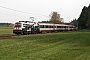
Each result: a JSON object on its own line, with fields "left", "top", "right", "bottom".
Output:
{"left": 0, "top": 35, "right": 19, "bottom": 40}
{"left": 0, "top": 34, "right": 30, "bottom": 40}
{"left": 0, "top": 33, "right": 45, "bottom": 40}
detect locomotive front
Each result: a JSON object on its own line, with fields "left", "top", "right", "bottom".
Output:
{"left": 13, "top": 22, "right": 24, "bottom": 34}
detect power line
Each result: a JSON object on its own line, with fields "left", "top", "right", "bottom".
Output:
{"left": 0, "top": 5, "right": 49, "bottom": 17}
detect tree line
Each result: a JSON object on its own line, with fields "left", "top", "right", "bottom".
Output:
{"left": 71, "top": 4, "right": 90, "bottom": 29}
{"left": 0, "top": 23, "right": 13, "bottom": 27}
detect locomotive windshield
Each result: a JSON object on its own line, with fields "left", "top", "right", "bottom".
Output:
{"left": 14, "top": 23, "right": 21, "bottom": 27}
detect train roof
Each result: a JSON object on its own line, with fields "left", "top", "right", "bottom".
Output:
{"left": 38, "top": 23, "right": 75, "bottom": 27}
{"left": 38, "top": 23, "right": 53, "bottom": 25}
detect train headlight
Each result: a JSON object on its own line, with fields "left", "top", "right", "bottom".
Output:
{"left": 19, "top": 28, "right": 22, "bottom": 30}
{"left": 14, "top": 28, "right": 16, "bottom": 30}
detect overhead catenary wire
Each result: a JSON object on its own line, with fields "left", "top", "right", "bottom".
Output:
{"left": 0, "top": 5, "right": 49, "bottom": 17}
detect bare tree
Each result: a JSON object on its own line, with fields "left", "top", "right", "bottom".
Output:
{"left": 49, "top": 12, "right": 64, "bottom": 24}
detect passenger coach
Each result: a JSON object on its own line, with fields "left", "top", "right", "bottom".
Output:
{"left": 38, "top": 23, "right": 76, "bottom": 33}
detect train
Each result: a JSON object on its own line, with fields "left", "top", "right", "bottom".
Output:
{"left": 13, "top": 21, "right": 77, "bottom": 34}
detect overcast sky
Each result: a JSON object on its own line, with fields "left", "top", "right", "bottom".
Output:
{"left": 0, "top": 0, "right": 90, "bottom": 23}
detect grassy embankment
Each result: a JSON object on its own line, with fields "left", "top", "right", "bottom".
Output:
{"left": 0, "top": 30, "right": 90, "bottom": 60}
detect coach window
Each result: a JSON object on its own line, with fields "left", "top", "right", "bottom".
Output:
{"left": 53, "top": 26, "right": 56, "bottom": 28}
{"left": 57, "top": 26, "right": 61, "bottom": 28}
{"left": 51, "top": 26, "right": 52, "bottom": 28}
{"left": 60, "top": 26, "right": 62, "bottom": 28}
{"left": 46, "top": 25, "right": 48, "bottom": 28}
{"left": 62, "top": 26, "right": 64, "bottom": 28}
{"left": 62, "top": 26, "right": 63, "bottom": 28}
{"left": 63, "top": 26, "right": 65, "bottom": 28}
{"left": 48, "top": 26, "right": 50, "bottom": 28}
{"left": 50, "top": 26, "right": 53, "bottom": 28}
{"left": 40, "top": 25, "right": 44, "bottom": 28}
{"left": 57, "top": 26, "right": 59, "bottom": 28}
{"left": 48, "top": 26, "right": 49, "bottom": 28}
{"left": 67, "top": 26, "right": 69, "bottom": 28}
{"left": 70, "top": 26, "right": 72, "bottom": 28}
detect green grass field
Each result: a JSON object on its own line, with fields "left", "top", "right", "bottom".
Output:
{"left": 0, "top": 31, "right": 90, "bottom": 60}
{"left": 0, "top": 27, "right": 13, "bottom": 36}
